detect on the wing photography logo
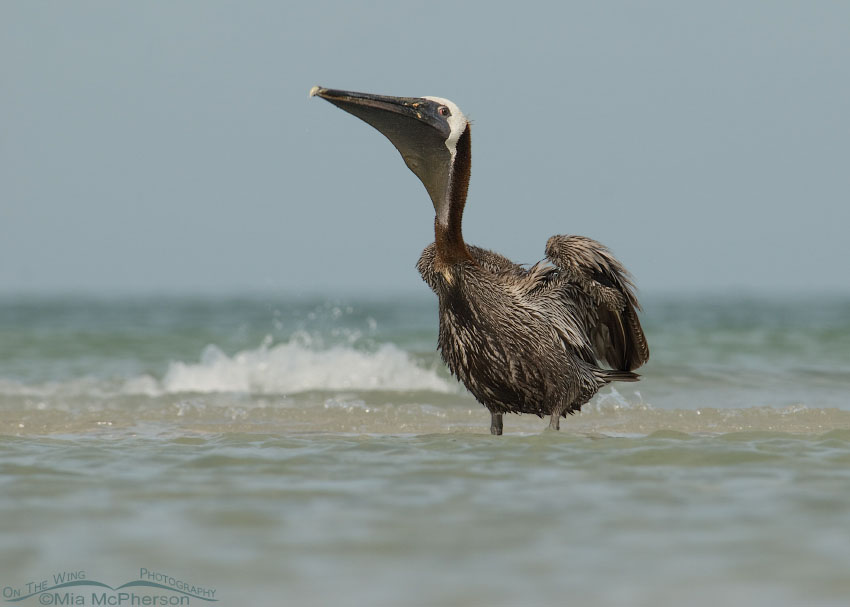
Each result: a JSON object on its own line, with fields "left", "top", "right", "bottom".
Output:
{"left": 2, "top": 569, "right": 216, "bottom": 605}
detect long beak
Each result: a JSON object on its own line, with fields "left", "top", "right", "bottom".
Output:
{"left": 310, "top": 87, "right": 450, "bottom": 138}
{"left": 311, "top": 86, "right": 453, "bottom": 215}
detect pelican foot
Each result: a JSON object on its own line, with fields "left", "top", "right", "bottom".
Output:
{"left": 490, "top": 412, "right": 503, "bottom": 435}
{"left": 548, "top": 414, "right": 561, "bottom": 431}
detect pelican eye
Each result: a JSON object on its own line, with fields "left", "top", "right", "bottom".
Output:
{"left": 438, "top": 106, "right": 451, "bottom": 117}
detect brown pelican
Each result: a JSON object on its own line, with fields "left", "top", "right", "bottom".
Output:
{"left": 310, "top": 86, "right": 649, "bottom": 434}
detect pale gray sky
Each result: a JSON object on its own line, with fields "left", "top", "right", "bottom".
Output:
{"left": 2, "top": 1, "right": 848, "bottom": 295}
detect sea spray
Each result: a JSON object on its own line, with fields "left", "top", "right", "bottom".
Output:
{"left": 159, "top": 340, "right": 454, "bottom": 395}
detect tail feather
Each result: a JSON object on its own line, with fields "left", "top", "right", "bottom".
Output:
{"left": 599, "top": 369, "right": 640, "bottom": 384}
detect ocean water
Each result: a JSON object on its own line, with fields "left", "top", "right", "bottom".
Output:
{"left": 1, "top": 293, "right": 849, "bottom": 606}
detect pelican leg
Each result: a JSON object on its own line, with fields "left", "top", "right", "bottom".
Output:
{"left": 490, "top": 412, "right": 503, "bottom": 435}
{"left": 548, "top": 412, "right": 560, "bottom": 431}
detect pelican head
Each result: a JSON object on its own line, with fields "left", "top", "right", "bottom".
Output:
{"left": 310, "top": 86, "right": 469, "bottom": 227}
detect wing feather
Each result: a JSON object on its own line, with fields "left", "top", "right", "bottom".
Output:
{"left": 545, "top": 235, "right": 649, "bottom": 371}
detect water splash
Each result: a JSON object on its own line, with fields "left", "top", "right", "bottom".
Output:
{"left": 157, "top": 341, "right": 453, "bottom": 395}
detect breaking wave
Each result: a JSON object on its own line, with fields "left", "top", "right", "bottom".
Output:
{"left": 153, "top": 341, "right": 453, "bottom": 395}
{"left": 0, "top": 341, "right": 454, "bottom": 398}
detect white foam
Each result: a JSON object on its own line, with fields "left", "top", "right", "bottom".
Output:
{"left": 0, "top": 342, "right": 454, "bottom": 399}
{"left": 157, "top": 341, "right": 453, "bottom": 395}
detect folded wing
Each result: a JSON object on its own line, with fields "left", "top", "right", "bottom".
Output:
{"left": 545, "top": 235, "right": 649, "bottom": 371}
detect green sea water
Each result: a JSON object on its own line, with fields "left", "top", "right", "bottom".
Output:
{"left": 1, "top": 294, "right": 849, "bottom": 606}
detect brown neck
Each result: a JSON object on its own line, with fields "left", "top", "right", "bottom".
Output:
{"left": 435, "top": 124, "right": 473, "bottom": 267}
